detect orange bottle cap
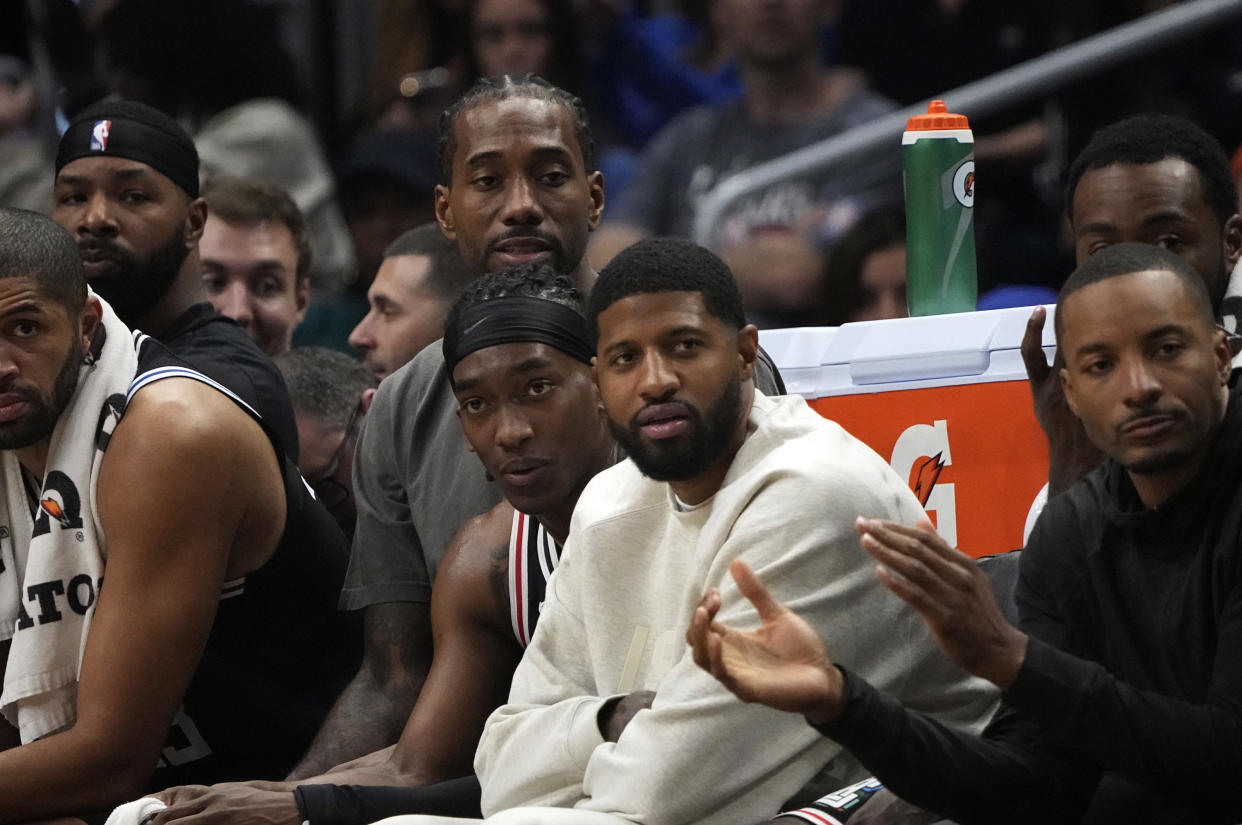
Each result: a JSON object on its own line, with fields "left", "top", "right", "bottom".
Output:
{"left": 906, "top": 100, "right": 970, "bottom": 131}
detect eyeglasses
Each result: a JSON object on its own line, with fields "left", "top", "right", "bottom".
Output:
{"left": 309, "top": 401, "right": 363, "bottom": 512}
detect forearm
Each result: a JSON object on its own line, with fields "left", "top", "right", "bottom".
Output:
{"left": 286, "top": 668, "right": 423, "bottom": 780}
{"left": 819, "top": 668, "right": 1096, "bottom": 825}
{"left": 1004, "top": 635, "right": 1242, "bottom": 813}
{"left": 0, "top": 727, "right": 155, "bottom": 823}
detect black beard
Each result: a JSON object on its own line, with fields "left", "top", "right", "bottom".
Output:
{"left": 609, "top": 373, "right": 743, "bottom": 483}
{"left": 0, "top": 338, "right": 84, "bottom": 451}
{"left": 88, "top": 227, "right": 189, "bottom": 327}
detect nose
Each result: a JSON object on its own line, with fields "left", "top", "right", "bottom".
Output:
{"left": 500, "top": 176, "right": 544, "bottom": 227}
{"left": 349, "top": 313, "right": 377, "bottom": 352}
{"left": 78, "top": 192, "right": 118, "bottom": 238}
{"left": 1121, "top": 356, "right": 1162, "bottom": 407}
{"left": 494, "top": 403, "right": 534, "bottom": 450}
{"left": 637, "top": 351, "right": 678, "bottom": 401}
{"left": 213, "top": 281, "right": 252, "bottom": 328}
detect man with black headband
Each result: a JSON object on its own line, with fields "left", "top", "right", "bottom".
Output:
{"left": 152, "top": 264, "right": 619, "bottom": 824}
{"left": 51, "top": 98, "right": 299, "bottom": 458}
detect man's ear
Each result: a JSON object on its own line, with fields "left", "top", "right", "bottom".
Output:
{"left": 79, "top": 296, "right": 103, "bottom": 353}
{"left": 586, "top": 171, "right": 605, "bottom": 230}
{"left": 737, "top": 324, "right": 759, "bottom": 382}
{"left": 1213, "top": 325, "right": 1233, "bottom": 385}
{"left": 1224, "top": 213, "right": 1242, "bottom": 271}
{"left": 294, "top": 278, "right": 310, "bottom": 320}
{"left": 434, "top": 185, "right": 457, "bottom": 240}
{"left": 186, "top": 197, "right": 207, "bottom": 244}
{"left": 360, "top": 387, "right": 377, "bottom": 414}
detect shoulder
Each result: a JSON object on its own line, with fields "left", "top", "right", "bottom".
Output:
{"left": 644, "top": 102, "right": 731, "bottom": 151}
{"left": 433, "top": 501, "right": 516, "bottom": 628}
{"left": 570, "top": 460, "right": 666, "bottom": 531}
{"left": 734, "top": 394, "right": 917, "bottom": 515}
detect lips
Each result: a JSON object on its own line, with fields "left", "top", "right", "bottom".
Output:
{"left": 635, "top": 402, "right": 692, "bottom": 440}
{"left": 490, "top": 235, "right": 555, "bottom": 265}
{"left": 497, "top": 457, "right": 550, "bottom": 487}
{"left": 79, "top": 245, "right": 122, "bottom": 279}
{"left": 1119, "top": 411, "right": 1183, "bottom": 439}
{"left": 0, "top": 394, "right": 32, "bottom": 424}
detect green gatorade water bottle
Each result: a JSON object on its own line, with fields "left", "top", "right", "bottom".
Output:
{"left": 902, "top": 100, "right": 977, "bottom": 316}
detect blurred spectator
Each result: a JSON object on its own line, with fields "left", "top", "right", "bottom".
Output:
{"left": 834, "top": 0, "right": 1063, "bottom": 294}
{"left": 589, "top": 0, "right": 900, "bottom": 328}
{"left": 277, "top": 348, "right": 378, "bottom": 537}
{"left": 201, "top": 176, "right": 311, "bottom": 357}
{"left": 365, "top": 0, "right": 467, "bottom": 130}
{"left": 349, "top": 223, "right": 475, "bottom": 380}
{"left": 0, "top": 14, "right": 50, "bottom": 215}
{"left": 293, "top": 129, "right": 440, "bottom": 353}
{"left": 593, "top": 0, "right": 742, "bottom": 150}
{"left": 91, "top": 0, "right": 356, "bottom": 290}
{"left": 823, "top": 203, "right": 907, "bottom": 324}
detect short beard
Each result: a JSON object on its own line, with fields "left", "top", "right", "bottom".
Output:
{"left": 0, "top": 338, "right": 84, "bottom": 451}
{"left": 610, "top": 373, "right": 743, "bottom": 483}
{"left": 89, "top": 226, "right": 189, "bottom": 326}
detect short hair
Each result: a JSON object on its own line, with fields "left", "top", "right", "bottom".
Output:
{"left": 275, "top": 347, "right": 378, "bottom": 434}
{"left": 1066, "top": 114, "right": 1238, "bottom": 229}
{"left": 382, "top": 223, "right": 477, "bottom": 303}
{"left": 1054, "top": 242, "right": 1214, "bottom": 342}
{"left": 824, "top": 203, "right": 906, "bottom": 325}
{"left": 0, "top": 208, "right": 87, "bottom": 315}
{"left": 438, "top": 73, "right": 594, "bottom": 185}
{"left": 202, "top": 176, "right": 313, "bottom": 283}
{"left": 445, "top": 262, "right": 585, "bottom": 332}
{"left": 588, "top": 238, "right": 746, "bottom": 342}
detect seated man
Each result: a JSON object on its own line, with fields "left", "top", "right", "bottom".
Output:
{"left": 275, "top": 347, "right": 378, "bottom": 536}
{"left": 375, "top": 238, "right": 994, "bottom": 825}
{"left": 691, "top": 242, "right": 1242, "bottom": 823}
{"left": 0, "top": 207, "right": 355, "bottom": 823}
{"left": 150, "top": 264, "right": 619, "bottom": 825}
{"left": 200, "top": 176, "right": 312, "bottom": 357}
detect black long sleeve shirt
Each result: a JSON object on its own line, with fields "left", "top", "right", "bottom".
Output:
{"left": 820, "top": 387, "right": 1242, "bottom": 824}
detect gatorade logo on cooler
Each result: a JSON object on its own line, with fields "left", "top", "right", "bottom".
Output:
{"left": 952, "top": 161, "right": 975, "bottom": 209}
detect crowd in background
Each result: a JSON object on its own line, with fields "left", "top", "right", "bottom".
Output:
{"left": 3, "top": 0, "right": 1242, "bottom": 348}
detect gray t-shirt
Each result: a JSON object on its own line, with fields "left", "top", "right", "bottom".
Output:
{"left": 609, "top": 87, "right": 900, "bottom": 249}
{"left": 340, "top": 341, "right": 502, "bottom": 609}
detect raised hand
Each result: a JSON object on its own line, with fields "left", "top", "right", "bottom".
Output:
{"left": 855, "top": 517, "right": 1027, "bottom": 689}
{"left": 687, "top": 560, "right": 844, "bottom": 725}
{"left": 1022, "top": 306, "right": 1102, "bottom": 495}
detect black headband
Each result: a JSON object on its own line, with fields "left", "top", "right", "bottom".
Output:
{"left": 443, "top": 296, "right": 595, "bottom": 382}
{"left": 56, "top": 117, "right": 200, "bottom": 197}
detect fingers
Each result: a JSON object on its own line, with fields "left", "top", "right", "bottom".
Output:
{"left": 1021, "top": 306, "right": 1051, "bottom": 381}
{"left": 687, "top": 591, "right": 722, "bottom": 669}
{"left": 729, "top": 559, "right": 785, "bottom": 621}
{"left": 856, "top": 518, "right": 974, "bottom": 601}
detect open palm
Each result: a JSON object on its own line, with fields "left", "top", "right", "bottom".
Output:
{"left": 688, "top": 560, "right": 843, "bottom": 722}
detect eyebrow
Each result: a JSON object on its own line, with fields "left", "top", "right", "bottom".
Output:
{"left": 1138, "top": 210, "right": 1194, "bottom": 229}
{"left": 0, "top": 300, "right": 50, "bottom": 320}
{"left": 453, "top": 355, "right": 557, "bottom": 393}
{"left": 1071, "top": 323, "right": 1191, "bottom": 359}
{"left": 465, "top": 145, "right": 575, "bottom": 167}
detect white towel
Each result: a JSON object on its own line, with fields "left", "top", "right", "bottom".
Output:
{"left": 0, "top": 297, "right": 137, "bottom": 742}
{"left": 1221, "top": 257, "right": 1242, "bottom": 370}
{"left": 104, "top": 796, "right": 167, "bottom": 825}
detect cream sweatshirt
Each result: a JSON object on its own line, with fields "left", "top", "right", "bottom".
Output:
{"left": 475, "top": 392, "right": 996, "bottom": 825}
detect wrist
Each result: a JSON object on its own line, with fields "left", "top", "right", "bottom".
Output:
{"left": 803, "top": 664, "right": 846, "bottom": 726}
{"left": 987, "top": 629, "right": 1029, "bottom": 690}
